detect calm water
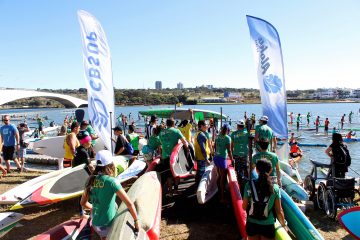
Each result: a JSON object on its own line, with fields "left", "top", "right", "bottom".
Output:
{"left": 1, "top": 103, "right": 360, "bottom": 179}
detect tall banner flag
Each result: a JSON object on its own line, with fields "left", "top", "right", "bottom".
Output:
{"left": 78, "top": 10, "right": 114, "bottom": 150}
{"left": 246, "top": 15, "right": 288, "bottom": 139}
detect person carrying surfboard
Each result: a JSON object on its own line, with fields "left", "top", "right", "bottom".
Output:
{"left": 214, "top": 123, "right": 233, "bottom": 203}
{"left": 80, "top": 150, "right": 140, "bottom": 239}
{"left": 242, "top": 159, "right": 286, "bottom": 240}
{"left": 194, "top": 120, "right": 211, "bottom": 186}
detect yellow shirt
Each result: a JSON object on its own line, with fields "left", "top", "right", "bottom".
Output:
{"left": 63, "top": 132, "right": 80, "bottom": 159}
{"left": 178, "top": 123, "right": 192, "bottom": 143}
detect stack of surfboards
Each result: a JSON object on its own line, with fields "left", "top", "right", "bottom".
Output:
{"left": 0, "top": 212, "right": 24, "bottom": 238}
{"left": 170, "top": 142, "right": 195, "bottom": 178}
{"left": 196, "top": 164, "right": 218, "bottom": 204}
{"left": 107, "top": 171, "right": 162, "bottom": 240}
{"left": 338, "top": 206, "right": 360, "bottom": 239}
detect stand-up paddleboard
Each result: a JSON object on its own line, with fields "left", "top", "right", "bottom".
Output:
{"left": 117, "top": 160, "right": 147, "bottom": 182}
{"left": 227, "top": 162, "right": 247, "bottom": 239}
{"left": 75, "top": 109, "right": 85, "bottom": 123}
{"left": 281, "top": 170, "right": 308, "bottom": 201}
{"left": 275, "top": 220, "right": 291, "bottom": 240}
{"left": 0, "top": 168, "right": 68, "bottom": 205}
{"left": 197, "top": 164, "right": 218, "bottom": 204}
{"left": 11, "top": 156, "right": 130, "bottom": 210}
{"left": 146, "top": 158, "right": 160, "bottom": 172}
{"left": 277, "top": 141, "right": 327, "bottom": 147}
{"left": 343, "top": 138, "right": 360, "bottom": 143}
{"left": 108, "top": 171, "right": 162, "bottom": 240}
{"left": 33, "top": 136, "right": 106, "bottom": 158}
{"left": 338, "top": 206, "right": 360, "bottom": 239}
{"left": 281, "top": 189, "right": 324, "bottom": 240}
{"left": 170, "top": 142, "right": 195, "bottom": 179}
{"left": 279, "top": 161, "right": 302, "bottom": 184}
{"left": 0, "top": 212, "right": 23, "bottom": 238}
{"left": 34, "top": 217, "right": 92, "bottom": 240}
{"left": 138, "top": 138, "right": 147, "bottom": 152}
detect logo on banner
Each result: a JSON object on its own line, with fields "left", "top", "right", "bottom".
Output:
{"left": 263, "top": 74, "right": 282, "bottom": 93}
{"left": 255, "top": 37, "right": 270, "bottom": 75}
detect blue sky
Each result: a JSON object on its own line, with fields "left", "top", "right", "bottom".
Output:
{"left": 0, "top": 0, "right": 359, "bottom": 90}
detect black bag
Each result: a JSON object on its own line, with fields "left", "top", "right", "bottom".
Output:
{"left": 247, "top": 180, "right": 270, "bottom": 220}
{"left": 20, "top": 139, "right": 29, "bottom": 148}
{"left": 333, "top": 144, "right": 351, "bottom": 167}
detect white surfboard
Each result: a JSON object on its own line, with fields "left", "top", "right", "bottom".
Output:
{"left": 117, "top": 159, "right": 147, "bottom": 182}
{"left": 197, "top": 164, "right": 218, "bottom": 204}
{"left": 33, "top": 136, "right": 106, "bottom": 158}
{"left": 0, "top": 168, "right": 68, "bottom": 205}
{"left": 0, "top": 212, "right": 24, "bottom": 238}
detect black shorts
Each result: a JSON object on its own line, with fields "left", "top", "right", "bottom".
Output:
{"left": 325, "top": 126, "right": 329, "bottom": 131}
{"left": 289, "top": 152, "right": 299, "bottom": 158}
{"left": 2, "top": 146, "right": 15, "bottom": 160}
{"left": 156, "top": 157, "right": 171, "bottom": 184}
{"left": 246, "top": 221, "right": 275, "bottom": 239}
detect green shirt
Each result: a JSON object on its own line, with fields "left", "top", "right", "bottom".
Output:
{"left": 252, "top": 151, "right": 279, "bottom": 176}
{"left": 230, "top": 129, "right": 249, "bottom": 157}
{"left": 90, "top": 175, "right": 122, "bottom": 227}
{"left": 127, "top": 132, "right": 139, "bottom": 150}
{"left": 215, "top": 134, "right": 231, "bottom": 158}
{"left": 159, "top": 127, "right": 184, "bottom": 159}
{"left": 86, "top": 125, "right": 97, "bottom": 146}
{"left": 255, "top": 124, "right": 273, "bottom": 151}
{"left": 148, "top": 135, "right": 161, "bottom": 150}
{"left": 244, "top": 182, "right": 281, "bottom": 225}
{"left": 296, "top": 115, "right": 301, "bottom": 123}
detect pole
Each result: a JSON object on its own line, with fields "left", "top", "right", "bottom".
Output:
{"left": 110, "top": 111, "right": 114, "bottom": 155}
{"left": 220, "top": 107, "right": 223, "bottom": 128}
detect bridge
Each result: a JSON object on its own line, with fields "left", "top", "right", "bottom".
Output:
{"left": 0, "top": 89, "right": 88, "bottom": 108}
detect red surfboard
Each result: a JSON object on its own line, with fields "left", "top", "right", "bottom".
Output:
{"left": 170, "top": 142, "right": 194, "bottom": 179}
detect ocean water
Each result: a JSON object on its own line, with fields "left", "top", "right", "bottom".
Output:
{"left": 1, "top": 102, "right": 359, "bottom": 179}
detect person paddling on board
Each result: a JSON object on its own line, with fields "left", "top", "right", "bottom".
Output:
{"left": 306, "top": 112, "right": 311, "bottom": 126}
{"left": 324, "top": 118, "right": 330, "bottom": 136}
{"left": 214, "top": 123, "right": 233, "bottom": 204}
{"left": 346, "top": 130, "right": 356, "bottom": 139}
{"left": 296, "top": 113, "right": 301, "bottom": 131}
{"left": 340, "top": 114, "right": 346, "bottom": 130}
{"left": 231, "top": 120, "right": 250, "bottom": 187}
{"left": 81, "top": 150, "right": 140, "bottom": 239}
{"left": 243, "top": 159, "right": 286, "bottom": 240}
{"left": 315, "top": 116, "right": 320, "bottom": 134}
{"left": 251, "top": 138, "right": 281, "bottom": 187}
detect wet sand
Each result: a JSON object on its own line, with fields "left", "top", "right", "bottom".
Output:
{"left": 0, "top": 171, "right": 357, "bottom": 239}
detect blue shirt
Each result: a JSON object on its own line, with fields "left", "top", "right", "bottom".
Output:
{"left": 0, "top": 124, "right": 18, "bottom": 146}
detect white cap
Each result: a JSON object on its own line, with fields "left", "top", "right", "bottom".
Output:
{"left": 260, "top": 115, "right": 269, "bottom": 121}
{"left": 96, "top": 150, "right": 114, "bottom": 166}
{"left": 237, "top": 120, "right": 245, "bottom": 126}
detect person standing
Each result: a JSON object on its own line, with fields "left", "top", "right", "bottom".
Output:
{"left": 315, "top": 116, "right": 320, "bottom": 134}
{"left": 127, "top": 125, "right": 140, "bottom": 156}
{"left": 324, "top": 118, "right": 330, "bottom": 136}
{"left": 289, "top": 112, "right": 294, "bottom": 125}
{"left": 306, "top": 112, "right": 311, "bottom": 126}
{"left": 325, "top": 133, "right": 351, "bottom": 178}
{"left": 349, "top": 111, "right": 353, "bottom": 124}
{"left": 113, "top": 127, "right": 129, "bottom": 156}
{"left": 17, "top": 123, "right": 30, "bottom": 171}
{"left": 340, "top": 114, "right": 345, "bottom": 130}
{"left": 213, "top": 123, "right": 233, "bottom": 203}
{"left": 0, "top": 115, "right": 22, "bottom": 173}
{"left": 230, "top": 120, "right": 250, "bottom": 185}
{"left": 158, "top": 118, "right": 189, "bottom": 196}
{"left": 178, "top": 117, "right": 193, "bottom": 144}
{"left": 62, "top": 122, "right": 80, "bottom": 168}
{"left": 145, "top": 115, "right": 158, "bottom": 140}
{"left": 254, "top": 116, "right": 276, "bottom": 153}
{"left": 296, "top": 113, "right": 301, "bottom": 131}
{"left": 194, "top": 120, "right": 211, "bottom": 185}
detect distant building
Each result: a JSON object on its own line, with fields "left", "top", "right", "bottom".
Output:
{"left": 155, "top": 81, "right": 162, "bottom": 90}
{"left": 224, "top": 92, "right": 243, "bottom": 102}
{"left": 312, "top": 89, "right": 338, "bottom": 99}
{"left": 351, "top": 89, "right": 360, "bottom": 98}
{"left": 206, "top": 85, "right": 213, "bottom": 89}
{"left": 177, "top": 82, "right": 184, "bottom": 89}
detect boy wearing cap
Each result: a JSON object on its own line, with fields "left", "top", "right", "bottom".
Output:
{"left": 254, "top": 116, "right": 276, "bottom": 153}
{"left": 231, "top": 120, "right": 250, "bottom": 184}
{"left": 113, "top": 127, "right": 129, "bottom": 155}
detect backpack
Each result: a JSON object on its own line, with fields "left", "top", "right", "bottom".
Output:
{"left": 333, "top": 144, "right": 351, "bottom": 167}
{"left": 122, "top": 136, "right": 134, "bottom": 155}
{"left": 247, "top": 180, "right": 271, "bottom": 220}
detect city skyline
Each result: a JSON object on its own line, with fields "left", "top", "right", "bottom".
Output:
{"left": 0, "top": 1, "right": 360, "bottom": 90}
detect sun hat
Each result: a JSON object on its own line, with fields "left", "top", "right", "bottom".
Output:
{"left": 96, "top": 150, "right": 114, "bottom": 166}
{"left": 260, "top": 115, "right": 269, "bottom": 121}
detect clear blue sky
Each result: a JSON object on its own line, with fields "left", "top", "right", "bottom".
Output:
{"left": 0, "top": 0, "right": 359, "bottom": 90}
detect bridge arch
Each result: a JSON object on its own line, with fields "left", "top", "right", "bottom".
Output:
{"left": 0, "top": 89, "right": 88, "bottom": 108}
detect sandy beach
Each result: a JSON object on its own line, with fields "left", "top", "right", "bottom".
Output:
{"left": 0, "top": 170, "right": 357, "bottom": 240}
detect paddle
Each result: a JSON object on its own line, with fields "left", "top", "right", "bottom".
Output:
{"left": 75, "top": 109, "right": 85, "bottom": 123}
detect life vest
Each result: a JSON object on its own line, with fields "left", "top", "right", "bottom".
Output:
{"left": 194, "top": 131, "right": 210, "bottom": 160}
{"left": 290, "top": 144, "right": 299, "bottom": 153}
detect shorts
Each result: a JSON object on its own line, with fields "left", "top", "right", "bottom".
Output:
{"left": 156, "top": 157, "right": 171, "bottom": 184}
{"left": 93, "top": 224, "right": 110, "bottom": 238}
{"left": 234, "top": 155, "right": 249, "bottom": 179}
{"left": 213, "top": 155, "right": 228, "bottom": 169}
{"left": 63, "top": 158, "right": 72, "bottom": 168}
{"left": 2, "top": 146, "right": 15, "bottom": 160}
{"left": 289, "top": 152, "right": 299, "bottom": 158}
{"left": 325, "top": 126, "right": 329, "bottom": 131}
{"left": 195, "top": 160, "right": 206, "bottom": 183}
{"left": 246, "top": 221, "right": 275, "bottom": 239}
{"left": 17, "top": 148, "right": 27, "bottom": 158}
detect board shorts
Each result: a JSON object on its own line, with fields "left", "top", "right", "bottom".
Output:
{"left": 213, "top": 155, "right": 228, "bottom": 169}
{"left": 234, "top": 155, "right": 249, "bottom": 179}
{"left": 324, "top": 126, "right": 329, "bottom": 131}
{"left": 2, "top": 146, "right": 15, "bottom": 160}
{"left": 289, "top": 152, "right": 299, "bottom": 158}
{"left": 246, "top": 221, "right": 275, "bottom": 239}
{"left": 17, "top": 148, "right": 27, "bottom": 158}
{"left": 93, "top": 224, "right": 110, "bottom": 238}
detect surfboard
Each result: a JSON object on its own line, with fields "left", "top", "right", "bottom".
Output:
{"left": 343, "top": 138, "right": 360, "bottom": 142}
{"left": 0, "top": 168, "right": 68, "bottom": 205}
{"left": 11, "top": 156, "right": 130, "bottom": 210}
{"left": 169, "top": 142, "right": 195, "bottom": 178}
{"left": 281, "top": 189, "right": 324, "bottom": 240}
{"left": 146, "top": 158, "right": 160, "bottom": 172}
{"left": 117, "top": 159, "right": 147, "bottom": 182}
{"left": 197, "top": 164, "right": 218, "bottom": 204}
{"left": 107, "top": 171, "right": 162, "bottom": 240}
{"left": 338, "top": 206, "right": 360, "bottom": 239}
{"left": 279, "top": 160, "right": 302, "bottom": 184}
{"left": 0, "top": 212, "right": 24, "bottom": 238}
{"left": 33, "top": 217, "right": 92, "bottom": 240}
{"left": 275, "top": 220, "right": 291, "bottom": 240}
{"left": 281, "top": 170, "right": 308, "bottom": 201}
{"left": 33, "top": 136, "right": 106, "bottom": 158}
{"left": 227, "top": 163, "right": 247, "bottom": 239}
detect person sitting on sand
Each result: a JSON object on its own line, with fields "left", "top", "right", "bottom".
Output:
{"left": 81, "top": 150, "right": 139, "bottom": 239}
{"left": 243, "top": 159, "right": 286, "bottom": 240}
